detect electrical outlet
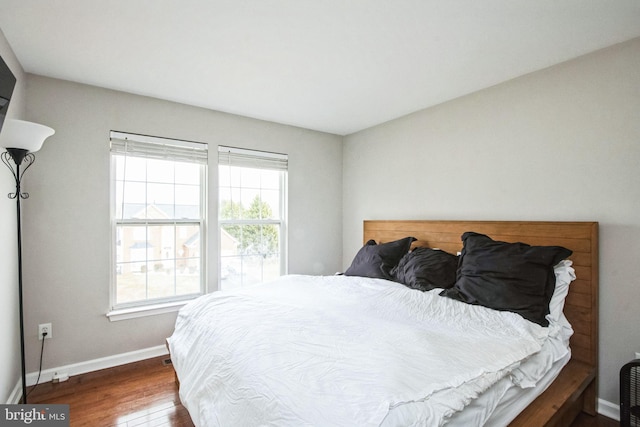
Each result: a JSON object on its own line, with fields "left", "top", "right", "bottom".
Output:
{"left": 38, "top": 323, "right": 52, "bottom": 340}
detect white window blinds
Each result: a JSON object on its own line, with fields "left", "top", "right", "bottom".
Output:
{"left": 218, "top": 145, "right": 288, "bottom": 171}
{"left": 110, "top": 131, "right": 208, "bottom": 164}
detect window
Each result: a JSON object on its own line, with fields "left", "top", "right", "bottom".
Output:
{"left": 218, "top": 146, "right": 287, "bottom": 290}
{"left": 110, "top": 131, "right": 207, "bottom": 312}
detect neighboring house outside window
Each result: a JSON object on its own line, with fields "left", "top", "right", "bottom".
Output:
{"left": 109, "top": 131, "right": 207, "bottom": 316}
{"left": 218, "top": 146, "right": 288, "bottom": 290}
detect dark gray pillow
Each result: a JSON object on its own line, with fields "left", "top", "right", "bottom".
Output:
{"left": 344, "top": 237, "right": 416, "bottom": 279}
{"left": 391, "top": 247, "right": 458, "bottom": 291}
{"left": 440, "top": 232, "right": 572, "bottom": 326}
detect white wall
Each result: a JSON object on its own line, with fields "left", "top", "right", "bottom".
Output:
{"left": 343, "top": 37, "right": 640, "bottom": 406}
{"left": 0, "top": 29, "right": 26, "bottom": 403}
{"left": 20, "top": 75, "right": 343, "bottom": 372}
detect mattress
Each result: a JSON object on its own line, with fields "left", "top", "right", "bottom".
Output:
{"left": 483, "top": 352, "right": 570, "bottom": 426}
{"left": 169, "top": 274, "right": 565, "bottom": 426}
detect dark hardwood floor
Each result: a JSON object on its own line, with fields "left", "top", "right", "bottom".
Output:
{"left": 28, "top": 356, "right": 194, "bottom": 426}
{"left": 572, "top": 412, "right": 619, "bottom": 427}
{"left": 28, "top": 356, "right": 618, "bottom": 426}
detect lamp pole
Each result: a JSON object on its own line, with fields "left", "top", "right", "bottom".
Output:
{"left": 1, "top": 119, "right": 54, "bottom": 405}
{"left": 1, "top": 148, "right": 35, "bottom": 404}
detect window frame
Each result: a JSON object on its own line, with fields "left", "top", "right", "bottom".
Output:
{"left": 108, "top": 131, "right": 208, "bottom": 317}
{"left": 217, "top": 146, "right": 288, "bottom": 290}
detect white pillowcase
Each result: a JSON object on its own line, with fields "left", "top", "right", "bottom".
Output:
{"left": 547, "top": 260, "right": 576, "bottom": 324}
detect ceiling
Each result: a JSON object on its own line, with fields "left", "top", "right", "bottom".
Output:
{"left": 1, "top": 1, "right": 639, "bottom": 136}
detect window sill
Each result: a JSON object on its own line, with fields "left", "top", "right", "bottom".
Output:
{"left": 107, "top": 300, "right": 190, "bottom": 322}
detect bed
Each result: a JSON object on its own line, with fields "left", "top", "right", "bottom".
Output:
{"left": 168, "top": 220, "right": 598, "bottom": 426}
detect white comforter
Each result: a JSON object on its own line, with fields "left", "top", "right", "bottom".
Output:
{"left": 168, "top": 275, "right": 549, "bottom": 427}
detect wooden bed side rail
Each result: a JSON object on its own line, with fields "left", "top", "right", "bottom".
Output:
{"left": 509, "top": 360, "right": 596, "bottom": 426}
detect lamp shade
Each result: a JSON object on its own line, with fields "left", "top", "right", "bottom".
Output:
{"left": 0, "top": 119, "right": 55, "bottom": 153}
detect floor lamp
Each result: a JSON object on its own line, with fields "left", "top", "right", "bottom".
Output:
{"left": 0, "top": 119, "right": 54, "bottom": 404}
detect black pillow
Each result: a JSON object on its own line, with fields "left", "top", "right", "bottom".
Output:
{"left": 391, "top": 247, "right": 458, "bottom": 291}
{"left": 440, "top": 232, "right": 572, "bottom": 326}
{"left": 344, "top": 237, "right": 416, "bottom": 279}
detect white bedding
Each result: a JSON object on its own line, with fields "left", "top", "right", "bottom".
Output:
{"left": 168, "top": 274, "right": 552, "bottom": 427}
{"left": 387, "top": 313, "right": 573, "bottom": 426}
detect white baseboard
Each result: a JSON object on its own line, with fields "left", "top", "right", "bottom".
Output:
{"left": 6, "top": 382, "right": 22, "bottom": 406}
{"left": 598, "top": 398, "right": 620, "bottom": 421}
{"left": 6, "top": 345, "right": 169, "bottom": 404}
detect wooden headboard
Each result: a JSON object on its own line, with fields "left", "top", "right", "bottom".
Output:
{"left": 363, "top": 220, "right": 599, "bottom": 421}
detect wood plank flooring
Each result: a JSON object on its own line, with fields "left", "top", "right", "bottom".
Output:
{"left": 27, "top": 356, "right": 618, "bottom": 426}
{"left": 27, "top": 356, "right": 194, "bottom": 426}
